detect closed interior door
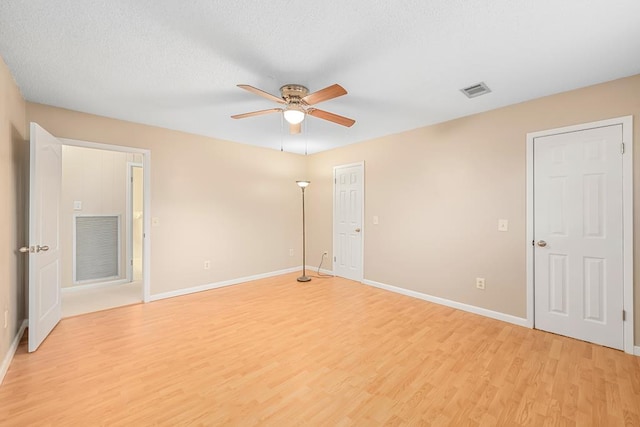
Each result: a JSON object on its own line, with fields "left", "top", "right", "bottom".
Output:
{"left": 533, "top": 124, "right": 624, "bottom": 349}
{"left": 333, "top": 163, "right": 363, "bottom": 281}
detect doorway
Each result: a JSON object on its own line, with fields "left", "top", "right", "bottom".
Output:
{"left": 333, "top": 162, "right": 364, "bottom": 281}
{"left": 58, "top": 141, "right": 149, "bottom": 317}
{"left": 526, "top": 116, "right": 633, "bottom": 353}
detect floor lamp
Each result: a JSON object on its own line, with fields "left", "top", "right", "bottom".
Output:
{"left": 296, "top": 180, "right": 311, "bottom": 282}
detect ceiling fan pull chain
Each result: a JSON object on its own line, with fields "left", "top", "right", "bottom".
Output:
{"left": 305, "top": 120, "right": 308, "bottom": 156}
{"left": 280, "top": 113, "right": 284, "bottom": 152}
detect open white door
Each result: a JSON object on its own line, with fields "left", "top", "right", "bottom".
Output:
{"left": 27, "top": 123, "right": 62, "bottom": 352}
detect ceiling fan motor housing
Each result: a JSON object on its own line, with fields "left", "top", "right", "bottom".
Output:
{"left": 280, "top": 84, "right": 309, "bottom": 104}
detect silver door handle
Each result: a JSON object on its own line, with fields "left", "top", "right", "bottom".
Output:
{"left": 20, "top": 245, "right": 49, "bottom": 253}
{"left": 355, "top": 228, "right": 361, "bottom": 232}
{"left": 537, "top": 240, "right": 547, "bottom": 247}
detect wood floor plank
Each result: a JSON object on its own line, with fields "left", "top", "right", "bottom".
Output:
{"left": 1, "top": 272, "right": 639, "bottom": 426}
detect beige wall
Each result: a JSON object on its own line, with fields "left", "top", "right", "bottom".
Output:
{"left": 307, "top": 74, "right": 640, "bottom": 344}
{"left": 26, "top": 103, "right": 307, "bottom": 296}
{"left": 0, "top": 57, "right": 27, "bottom": 368}
{"left": 61, "top": 145, "right": 139, "bottom": 287}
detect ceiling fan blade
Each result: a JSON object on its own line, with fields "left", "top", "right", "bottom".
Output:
{"left": 237, "top": 84, "right": 286, "bottom": 104}
{"left": 307, "top": 108, "right": 355, "bottom": 127}
{"left": 302, "top": 84, "right": 347, "bottom": 105}
{"left": 231, "top": 108, "right": 282, "bottom": 119}
{"left": 290, "top": 122, "right": 301, "bottom": 135}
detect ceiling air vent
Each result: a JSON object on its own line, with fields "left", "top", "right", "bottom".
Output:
{"left": 460, "top": 82, "right": 491, "bottom": 98}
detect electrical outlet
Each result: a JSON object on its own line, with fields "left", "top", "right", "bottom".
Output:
{"left": 289, "top": 249, "right": 294, "bottom": 256}
{"left": 476, "top": 278, "right": 486, "bottom": 290}
{"left": 204, "top": 260, "right": 211, "bottom": 270}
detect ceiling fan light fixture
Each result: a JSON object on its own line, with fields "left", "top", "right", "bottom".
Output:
{"left": 283, "top": 104, "right": 305, "bottom": 124}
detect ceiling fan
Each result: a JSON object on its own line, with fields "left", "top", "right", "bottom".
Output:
{"left": 231, "top": 83, "right": 355, "bottom": 134}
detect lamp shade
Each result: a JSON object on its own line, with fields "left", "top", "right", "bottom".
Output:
{"left": 296, "top": 180, "right": 310, "bottom": 188}
{"left": 284, "top": 105, "right": 305, "bottom": 124}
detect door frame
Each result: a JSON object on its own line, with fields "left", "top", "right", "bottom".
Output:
{"left": 61, "top": 138, "right": 152, "bottom": 303}
{"left": 332, "top": 161, "right": 365, "bottom": 281}
{"left": 525, "top": 116, "right": 634, "bottom": 354}
{"left": 126, "top": 162, "right": 144, "bottom": 282}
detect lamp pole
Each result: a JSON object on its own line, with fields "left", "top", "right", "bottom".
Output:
{"left": 296, "top": 181, "right": 311, "bottom": 282}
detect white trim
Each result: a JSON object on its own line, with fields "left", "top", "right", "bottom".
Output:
{"left": 60, "top": 138, "right": 151, "bottom": 304}
{"left": 526, "top": 116, "right": 634, "bottom": 354}
{"left": 621, "top": 119, "right": 634, "bottom": 354}
{"left": 525, "top": 131, "right": 535, "bottom": 328}
{"left": 363, "top": 279, "right": 529, "bottom": 328}
{"left": 149, "top": 267, "right": 300, "bottom": 301}
{"left": 142, "top": 152, "right": 151, "bottom": 303}
{"left": 332, "top": 161, "right": 365, "bottom": 282}
{"left": 317, "top": 267, "right": 334, "bottom": 276}
{"left": 635, "top": 346, "right": 640, "bottom": 357}
{"left": 0, "top": 320, "right": 28, "bottom": 385}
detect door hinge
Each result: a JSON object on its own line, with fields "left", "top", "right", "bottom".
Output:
{"left": 621, "top": 142, "right": 625, "bottom": 154}
{"left": 623, "top": 310, "right": 626, "bottom": 321}
{"left": 334, "top": 256, "right": 336, "bottom": 262}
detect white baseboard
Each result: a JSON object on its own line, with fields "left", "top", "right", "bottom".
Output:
{"left": 635, "top": 346, "right": 640, "bottom": 356}
{"left": 362, "top": 279, "right": 529, "bottom": 328}
{"left": 1, "top": 319, "right": 28, "bottom": 386}
{"left": 149, "top": 267, "right": 301, "bottom": 302}
{"left": 305, "top": 266, "right": 333, "bottom": 276}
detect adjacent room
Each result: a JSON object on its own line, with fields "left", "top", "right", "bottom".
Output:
{"left": 1, "top": 1, "right": 639, "bottom": 425}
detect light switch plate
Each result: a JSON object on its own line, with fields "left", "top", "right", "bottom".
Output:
{"left": 73, "top": 201, "right": 82, "bottom": 211}
{"left": 373, "top": 216, "right": 379, "bottom": 225}
{"left": 498, "top": 219, "right": 508, "bottom": 232}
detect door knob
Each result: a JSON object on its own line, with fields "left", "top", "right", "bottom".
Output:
{"left": 537, "top": 240, "right": 547, "bottom": 247}
{"left": 355, "top": 228, "right": 361, "bottom": 232}
{"left": 20, "top": 245, "right": 49, "bottom": 253}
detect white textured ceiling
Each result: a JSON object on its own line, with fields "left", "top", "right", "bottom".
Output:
{"left": 1, "top": 1, "right": 639, "bottom": 154}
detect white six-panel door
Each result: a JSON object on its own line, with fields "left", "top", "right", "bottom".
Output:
{"left": 333, "top": 163, "right": 364, "bottom": 281}
{"left": 534, "top": 124, "right": 624, "bottom": 350}
{"left": 28, "top": 123, "right": 63, "bottom": 352}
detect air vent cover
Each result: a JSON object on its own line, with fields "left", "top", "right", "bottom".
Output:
{"left": 461, "top": 82, "right": 491, "bottom": 98}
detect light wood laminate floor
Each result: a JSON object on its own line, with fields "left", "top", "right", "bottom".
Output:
{"left": 1, "top": 273, "right": 639, "bottom": 426}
